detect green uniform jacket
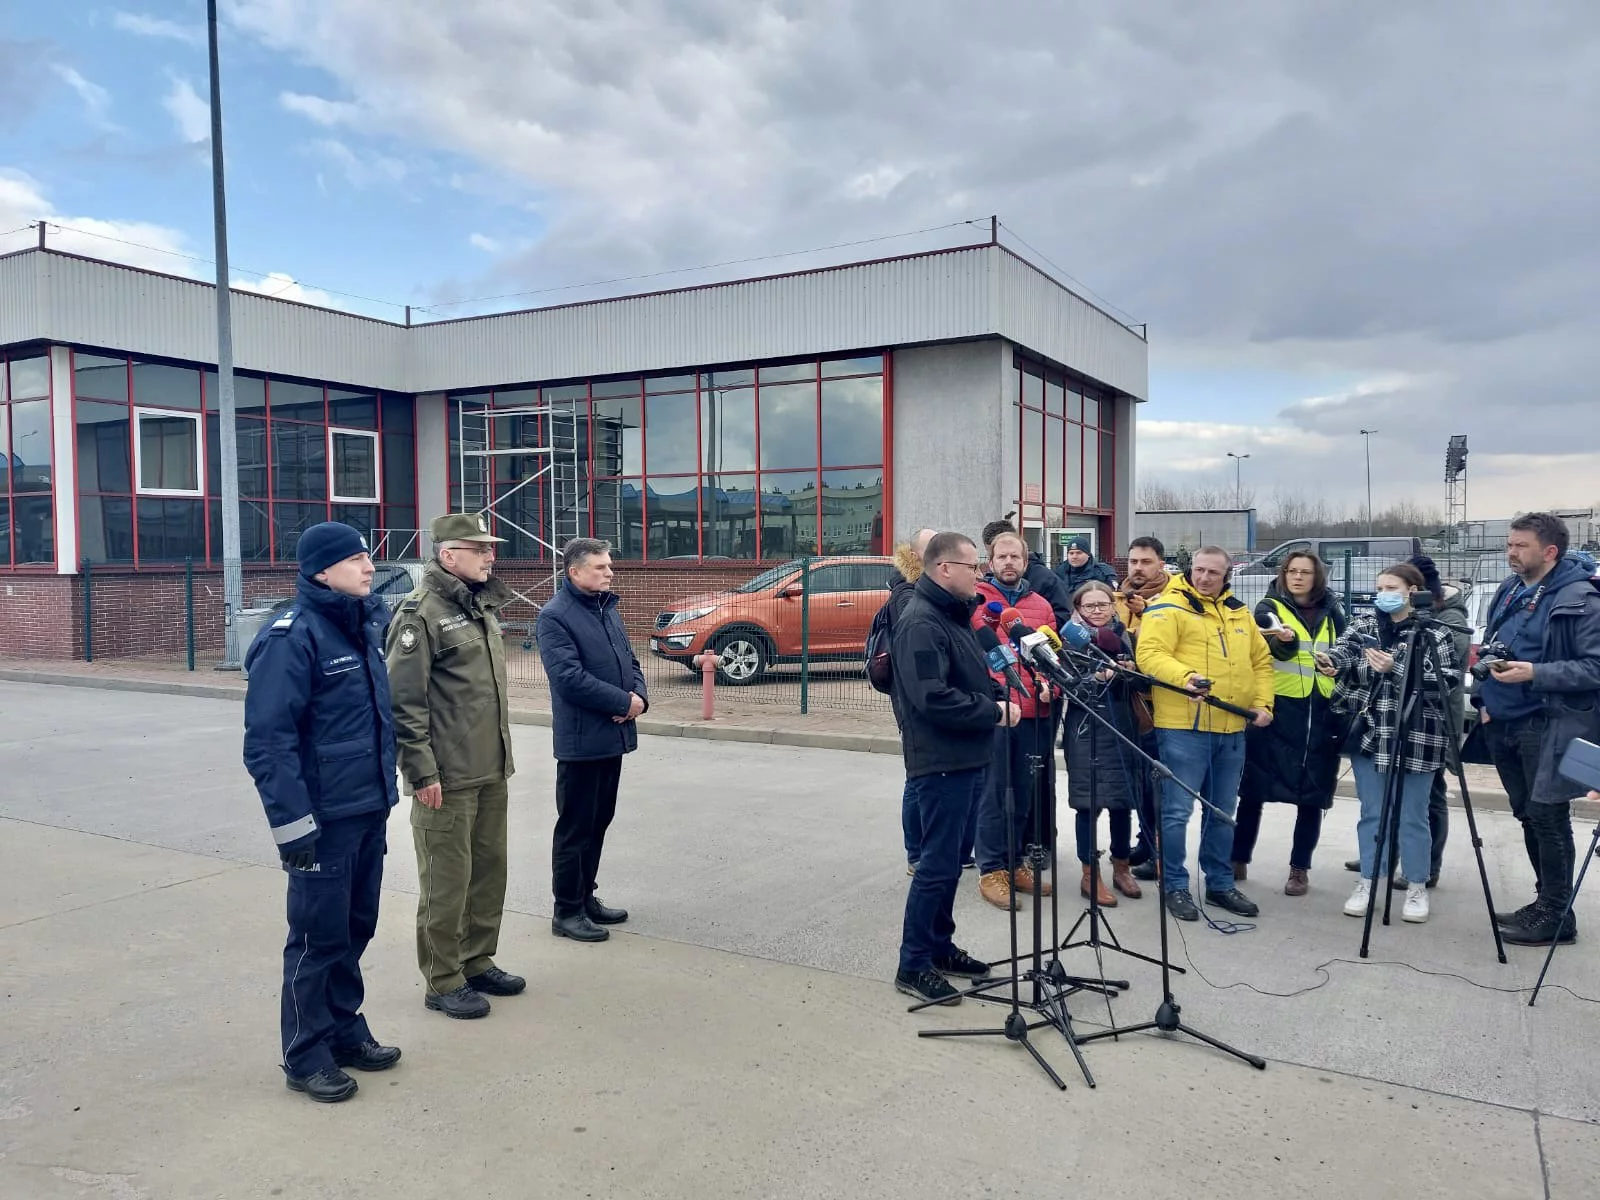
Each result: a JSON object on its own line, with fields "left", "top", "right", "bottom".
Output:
{"left": 385, "top": 562, "right": 515, "bottom": 792}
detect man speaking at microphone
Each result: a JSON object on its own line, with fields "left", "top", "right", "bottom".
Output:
{"left": 1135, "top": 546, "right": 1275, "bottom": 921}
{"left": 972, "top": 532, "right": 1058, "bottom": 910}
{"left": 891, "top": 531, "right": 1019, "bottom": 1007}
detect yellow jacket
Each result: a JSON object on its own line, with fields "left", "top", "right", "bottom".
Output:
{"left": 1134, "top": 573, "right": 1275, "bottom": 734}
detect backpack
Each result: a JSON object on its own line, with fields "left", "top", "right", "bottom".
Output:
{"left": 865, "top": 596, "right": 896, "bottom": 694}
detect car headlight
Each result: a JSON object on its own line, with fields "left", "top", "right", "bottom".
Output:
{"left": 666, "top": 605, "right": 718, "bottom": 626}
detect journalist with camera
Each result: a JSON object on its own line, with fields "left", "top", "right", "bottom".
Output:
{"left": 1474, "top": 512, "right": 1600, "bottom": 946}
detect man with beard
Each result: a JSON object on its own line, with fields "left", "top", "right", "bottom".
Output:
{"left": 1116, "top": 536, "right": 1171, "bottom": 880}
{"left": 971, "top": 531, "right": 1058, "bottom": 910}
{"left": 981, "top": 519, "right": 1074, "bottom": 630}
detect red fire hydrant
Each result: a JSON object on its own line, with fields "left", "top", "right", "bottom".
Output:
{"left": 692, "top": 650, "right": 717, "bottom": 720}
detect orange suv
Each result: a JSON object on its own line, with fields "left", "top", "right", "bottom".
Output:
{"left": 650, "top": 556, "right": 894, "bottom": 685}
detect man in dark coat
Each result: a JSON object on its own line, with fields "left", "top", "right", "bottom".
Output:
{"left": 244, "top": 522, "right": 402, "bottom": 1103}
{"left": 887, "top": 527, "right": 939, "bottom": 873}
{"left": 1056, "top": 536, "right": 1119, "bottom": 593}
{"left": 1476, "top": 513, "right": 1600, "bottom": 946}
{"left": 535, "top": 537, "right": 650, "bottom": 944}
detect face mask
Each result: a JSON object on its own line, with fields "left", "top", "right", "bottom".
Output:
{"left": 1373, "top": 591, "right": 1408, "bottom": 614}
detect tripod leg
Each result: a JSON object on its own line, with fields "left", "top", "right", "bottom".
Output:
{"left": 1452, "top": 761, "right": 1508, "bottom": 963}
{"left": 1174, "top": 1023, "right": 1269, "bottom": 1070}
{"left": 1359, "top": 757, "right": 1402, "bottom": 957}
{"left": 1529, "top": 821, "right": 1598, "bottom": 1007}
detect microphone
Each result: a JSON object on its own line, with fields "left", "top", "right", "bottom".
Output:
{"left": 982, "top": 600, "right": 1005, "bottom": 625}
{"left": 1092, "top": 626, "right": 1128, "bottom": 659}
{"left": 1255, "top": 610, "right": 1285, "bottom": 634}
{"left": 1039, "top": 625, "right": 1064, "bottom": 653}
{"left": 975, "top": 625, "right": 1028, "bottom": 695}
{"left": 1056, "top": 621, "right": 1092, "bottom": 652}
{"left": 996, "top": 605, "right": 1026, "bottom": 633}
{"left": 1007, "top": 623, "right": 1079, "bottom": 688}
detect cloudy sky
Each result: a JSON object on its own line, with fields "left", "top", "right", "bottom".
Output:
{"left": 3, "top": 1, "right": 1596, "bottom": 519}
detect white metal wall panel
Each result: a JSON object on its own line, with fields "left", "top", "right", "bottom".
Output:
{"left": 2, "top": 247, "right": 1148, "bottom": 401}
{"left": 16, "top": 254, "right": 410, "bottom": 391}
{"left": 995, "top": 251, "right": 1148, "bottom": 400}
{"left": 0, "top": 253, "right": 44, "bottom": 348}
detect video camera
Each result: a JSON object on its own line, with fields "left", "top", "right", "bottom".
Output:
{"left": 1471, "top": 640, "right": 1515, "bottom": 681}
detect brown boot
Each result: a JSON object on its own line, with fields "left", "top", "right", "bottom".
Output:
{"left": 1080, "top": 863, "right": 1117, "bottom": 907}
{"left": 1111, "top": 858, "right": 1142, "bottom": 899}
{"left": 979, "top": 869, "right": 1017, "bottom": 910}
{"left": 1013, "top": 865, "right": 1053, "bottom": 897}
{"left": 1285, "top": 867, "right": 1309, "bottom": 897}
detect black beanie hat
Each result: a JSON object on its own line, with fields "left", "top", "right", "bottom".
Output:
{"left": 296, "top": 522, "right": 369, "bottom": 580}
{"left": 1410, "top": 553, "right": 1443, "bottom": 599}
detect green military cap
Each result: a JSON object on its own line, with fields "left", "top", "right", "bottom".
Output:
{"left": 430, "top": 512, "right": 507, "bottom": 544}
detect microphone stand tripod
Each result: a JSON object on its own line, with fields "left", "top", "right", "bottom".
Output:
{"left": 1358, "top": 603, "right": 1507, "bottom": 961}
{"left": 1529, "top": 810, "right": 1598, "bottom": 1005}
{"left": 1044, "top": 648, "right": 1265, "bottom": 1071}
{"left": 910, "top": 664, "right": 1094, "bottom": 1089}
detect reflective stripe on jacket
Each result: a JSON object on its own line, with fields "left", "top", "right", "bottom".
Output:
{"left": 1265, "top": 597, "right": 1337, "bottom": 700}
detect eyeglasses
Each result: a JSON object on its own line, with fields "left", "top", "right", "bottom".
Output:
{"left": 444, "top": 543, "right": 495, "bottom": 556}
{"left": 939, "top": 560, "right": 982, "bottom": 573}
{"left": 1079, "top": 601, "right": 1114, "bottom": 611}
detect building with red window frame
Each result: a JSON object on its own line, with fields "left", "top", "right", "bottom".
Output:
{"left": 0, "top": 239, "right": 1146, "bottom": 658}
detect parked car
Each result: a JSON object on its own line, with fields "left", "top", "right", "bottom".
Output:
{"left": 1235, "top": 536, "right": 1424, "bottom": 576}
{"left": 650, "top": 556, "right": 894, "bottom": 685}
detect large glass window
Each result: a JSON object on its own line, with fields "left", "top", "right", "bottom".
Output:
{"left": 447, "top": 350, "right": 887, "bottom": 561}
{"left": 1, "top": 356, "right": 55, "bottom": 568}
{"left": 73, "top": 350, "right": 417, "bottom": 567}
{"left": 1014, "top": 358, "right": 1115, "bottom": 527}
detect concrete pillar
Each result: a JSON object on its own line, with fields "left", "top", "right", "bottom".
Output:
{"left": 48, "top": 345, "right": 77, "bottom": 574}
{"left": 414, "top": 392, "right": 448, "bottom": 557}
{"left": 1112, "top": 393, "right": 1138, "bottom": 552}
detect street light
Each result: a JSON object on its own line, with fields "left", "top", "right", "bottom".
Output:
{"left": 1359, "top": 429, "right": 1378, "bottom": 537}
{"left": 1226, "top": 452, "right": 1250, "bottom": 507}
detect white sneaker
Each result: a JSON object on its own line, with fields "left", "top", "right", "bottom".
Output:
{"left": 1344, "top": 879, "right": 1372, "bottom": 917}
{"left": 1403, "top": 882, "right": 1430, "bottom": 923}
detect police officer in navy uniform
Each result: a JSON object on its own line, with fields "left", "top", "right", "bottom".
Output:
{"left": 243, "top": 522, "right": 402, "bottom": 1103}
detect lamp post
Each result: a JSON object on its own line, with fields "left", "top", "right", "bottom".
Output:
{"left": 1226, "top": 452, "right": 1250, "bottom": 508}
{"left": 1358, "top": 429, "right": 1377, "bottom": 536}
{"left": 208, "top": 0, "right": 243, "bottom": 668}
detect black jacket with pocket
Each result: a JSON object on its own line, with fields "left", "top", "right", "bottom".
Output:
{"left": 891, "top": 575, "right": 1003, "bottom": 778}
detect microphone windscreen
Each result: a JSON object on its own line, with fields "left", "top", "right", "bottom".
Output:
{"left": 1040, "top": 626, "right": 1063, "bottom": 651}
{"left": 1093, "top": 627, "right": 1125, "bottom": 656}
{"left": 1058, "top": 622, "right": 1092, "bottom": 649}
{"left": 986, "top": 600, "right": 1004, "bottom": 615}
{"left": 974, "top": 625, "right": 1001, "bottom": 652}
{"left": 1255, "top": 612, "right": 1279, "bottom": 630}
{"left": 1007, "top": 623, "right": 1036, "bottom": 647}
{"left": 998, "top": 606, "right": 1024, "bottom": 629}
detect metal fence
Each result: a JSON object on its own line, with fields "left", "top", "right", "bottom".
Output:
{"left": 1230, "top": 549, "right": 1508, "bottom": 623}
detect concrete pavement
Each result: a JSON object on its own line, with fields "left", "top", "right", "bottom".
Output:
{"left": 1, "top": 681, "right": 1597, "bottom": 1198}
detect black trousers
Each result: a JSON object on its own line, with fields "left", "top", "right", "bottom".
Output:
{"left": 553, "top": 756, "right": 623, "bottom": 919}
{"left": 1485, "top": 714, "right": 1546, "bottom": 886}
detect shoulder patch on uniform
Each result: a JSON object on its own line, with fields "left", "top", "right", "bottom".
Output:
{"left": 397, "top": 625, "right": 420, "bottom": 652}
{"left": 270, "top": 607, "right": 298, "bottom": 631}
{"left": 399, "top": 592, "right": 423, "bottom": 613}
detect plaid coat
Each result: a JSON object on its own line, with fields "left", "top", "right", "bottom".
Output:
{"left": 1325, "top": 612, "right": 1459, "bottom": 775}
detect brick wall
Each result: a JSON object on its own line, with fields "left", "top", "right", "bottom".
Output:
{"left": 0, "top": 575, "right": 75, "bottom": 658}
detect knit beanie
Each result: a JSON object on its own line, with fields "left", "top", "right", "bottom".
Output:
{"left": 296, "top": 522, "right": 369, "bottom": 580}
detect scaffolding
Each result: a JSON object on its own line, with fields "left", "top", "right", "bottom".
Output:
{"left": 1444, "top": 434, "right": 1468, "bottom": 547}
{"left": 455, "top": 394, "right": 588, "bottom": 625}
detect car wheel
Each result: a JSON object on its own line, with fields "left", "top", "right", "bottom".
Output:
{"left": 711, "top": 630, "right": 769, "bottom": 685}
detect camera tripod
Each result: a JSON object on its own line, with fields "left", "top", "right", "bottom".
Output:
{"left": 1529, "top": 809, "right": 1599, "bottom": 1006}
{"left": 910, "top": 673, "right": 1100, "bottom": 1089}
{"left": 1029, "top": 648, "right": 1265, "bottom": 1071}
{"left": 1356, "top": 597, "right": 1507, "bottom": 962}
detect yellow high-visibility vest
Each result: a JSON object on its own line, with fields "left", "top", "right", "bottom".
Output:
{"left": 1267, "top": 598, "right": 1337, "bottom": 699}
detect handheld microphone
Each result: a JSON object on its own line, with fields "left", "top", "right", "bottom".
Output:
{"left": 1007, "top": 623, "right": 1079, "bottom": 689}
{"left": 996, "top": 605, "right": 1026, "bottom": 633}
{"left": 1092, "top": 626, "right": 1128, "bottom": 660}
{"left": 982, "top": 600, "right": 1004, "bottom": 625}
{"left": 1056, "top": 621, "right": 1093, "bottom": 652}
{"left": 975, "top": 625, "right": 1028, "bottom": 695}
{"left": 1039, "top": 625, "right": 1064, "bottom": 653}
{"left": 1255, "top": 610, "right": 1285, "bottom": 635}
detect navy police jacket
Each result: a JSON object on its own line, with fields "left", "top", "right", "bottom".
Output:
{"left": 535, "top": 579, "right": 649, "bottom": 762}
{"left": 243, "top": 577, "right": 399, "bottom": 849}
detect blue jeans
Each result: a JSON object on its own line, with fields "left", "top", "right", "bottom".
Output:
{"left": 1155, "top": 729, "right": 1246, "bottom": 896}
{"left": 899, "top": 767, "right": 986, "bottom": 974}
{"left": 904, "top": 777, "right": 977, "bottom": 867}
{"left": 1351, "top": 754, "right": 1433, "bottom": 884}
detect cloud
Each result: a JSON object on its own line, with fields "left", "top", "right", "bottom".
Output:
{"left": 1, "top": 38, "right": 53, "bottom": 130}
{"left": 308, "top": 138, "right": 406, "bottom": 188}
{"left": 468, "top": 233, "right": 501, "bottom": 253}
{"left": 52, "top": 65, "right": 114, "bottom": 128}
{"left": 219, "top": 2, "right": 1600, "bottom": 514}
{"left": 162, "top": 74, "right": 211, "bottom": 144}
{"left": 112, "top": 12, "right": 206, "bottom": 48}
{"left": 231, "top": 272, "right": 335, "bottom": 307}
{"left": 0, "top": 169, "right": 197, "bottom": 272}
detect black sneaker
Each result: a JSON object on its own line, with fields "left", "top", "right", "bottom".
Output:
{"left": 1495, "top": 900, "right": 1542, "bottom": 926}
{"left": 1344, "top": 859, "right": 1360, "bottom": 872}
{"left": 284, "top": 1065, "right": 358, "bottom": 1103}
{"left": 1501, "top": 905, "right": 1577, "bottom": 946}
{"left": 1165, "top": 890, "right": 1200, "bottom": 921}
{"left": 1205, "top": 887, "right": 1260, "bottom": 917}
{"left": 894, "top": 968, "right": 961, "bottom": 1006}
{"left": 1132, "top": 861, "right": 1160, "bottom": 882}
{"left": 466, "top": 966, "right": 526, "bottom": 996}
{"left": 933, "top": 947, "right": 991, "bottom": 979}
{"left": 332, "top": 1039, "right": 402, "bottom": 1072}
{"left": 425, "top": 984, "right": 491, "bottom": 1019}
{"left": 960, "top": 856, "right": 978, "bottom": 871}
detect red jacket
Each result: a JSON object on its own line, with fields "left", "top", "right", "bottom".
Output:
{"left": 971, "top": 579, "right": 1057, "bottom": 719}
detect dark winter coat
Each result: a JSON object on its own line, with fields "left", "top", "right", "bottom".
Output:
{"left": 891, "top": 574, "right": 1004, "bottom": 778}
{"left": 1026, "top": 552, "right": 1075, "bottom": 629}
{"left": 243, "top": 577, "right": 399, "bottom": 852}
{"left": 1061, "top": 621, "right": 1146, "bottom": 813}
{"left": 536, "top": 578, "right": 650, "bottom": 762}
{"left": 1056, "top": 556, "right": 1119, "bottom": 595}
{"left": 1239, "top": 587, "right": 1348, "bottom": 810}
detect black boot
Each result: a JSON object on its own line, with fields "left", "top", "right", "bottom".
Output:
{"left": 284, "top": 1065, "right": 358, "bottom": 1103}
{"left": 1500, "top": 902, "right": 1577, "bottom": 946}
{"left": 333, "top": 1039, "right": 402, "bottom": 1072}
{"left": 425, "top": 984, "right": 491, "bottom": 1019}
{"left": 585, "top": 896, "right": 629, "bottom": 925}
{"left": 552, "top": 913, "right": 609, "bottom": 942}
{"left": 466, "top": 966, "right": 527, "bottom": 996}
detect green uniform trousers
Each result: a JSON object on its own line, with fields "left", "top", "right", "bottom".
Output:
{"left": 410, "top": 778, "right": 509, "bottom": 994}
